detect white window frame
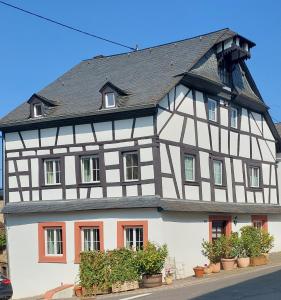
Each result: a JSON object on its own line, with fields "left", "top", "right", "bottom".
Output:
{"left": 230, "top": 107, "right": 238, "bottom": 128}
{"left": 184, "top": 155, "right": 195, "bottom": 182}
{"left": 213, "top": 160, "right": 223, "bottom": 186}
{"left": 45, "top": 227, "right": 63, "bottom": 256}
{"left": 249, "top": 167, "right": 260, "bottom": 188}
{"left": 34, "top": 103, "right": 43, "bottom": 117}
{"left": 104, "top": 92, "right": 116, "bottom": 108}
{"left": 81, "top": 156, "right": 100, "bottom": 183}
{"left": 44, "top": 159, "right": 61, "bottom": 185}
{"left": 123, "top": 152, "right": 139, "bottom": 182}
{"left": 208, "top": 99, "right": 217, "bottom": 122}
{"left": 81, "top": 227, "right": 100, "bottom": 251}
{"left": 124, "top": 227, "right": 144, "bottom": 250}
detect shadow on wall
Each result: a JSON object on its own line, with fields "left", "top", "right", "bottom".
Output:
{"left": 192, "top": 269, "right": 281, "bottom": 300}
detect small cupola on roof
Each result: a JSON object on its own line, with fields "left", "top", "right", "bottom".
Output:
{"left": 27, "top": 94, "right": 58, "bottom": 119}
{"left": 99, "top": 81, "right": 128, "bottom": 109}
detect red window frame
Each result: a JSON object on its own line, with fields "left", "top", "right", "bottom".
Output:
{"left": 209, "top": 215, "right": 232, "bottom": 242}
{"left": 38, "top": 222, "right": 66, "bottom": 263}
{"left": 74, "top": 221, "right": 104, "bottom": 263}
{"left": 252, "top": 215, "right": 268, "bottom": 232}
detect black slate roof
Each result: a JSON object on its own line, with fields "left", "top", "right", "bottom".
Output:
{"left": 0, "top": 28, "right": 238, "bottom": 128}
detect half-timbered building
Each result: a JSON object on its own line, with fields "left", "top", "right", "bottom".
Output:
{"left": 1, "top": 28, "right": 281, "bottom": 298}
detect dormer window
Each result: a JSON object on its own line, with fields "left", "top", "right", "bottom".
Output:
{"left": 104, "top": 92, "right": 116, "bottom": 108}
{"left": 34, "top": 103, "right": 43, "bottom": 117}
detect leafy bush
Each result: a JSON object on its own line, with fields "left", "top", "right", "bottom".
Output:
{"left": 136, "top": 242, "right": 168, "bottom": 275}
{"left": 201, "top": 239, "right": 223, "bottom": 263}
{"left": 108, "top": 248, "right": 139, "bottom": 284}
{"left": 260, "top": 230, "right": 274, "bottom": 254}
{"left": 219, "top": 233, "right": 239, "bottom": 259}
{"left": 0, "top": 230, "right": 6, "bottom": 249}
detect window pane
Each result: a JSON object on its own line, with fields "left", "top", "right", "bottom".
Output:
{"left": 46, "top": 229, "right": 55, "bottom": 255}
{"left": 250, "top": 167, "right": 259, "bottom": 187}
{"left": 83, "top": 229, "right": 91, "bottom": 251}
{"left": 231, "top": 108, "right": 237, "bottom": 128}
{"left": 46, "top": 161, "right": 54, "bottom": 184}
{"left": 185, "top": 155, "right": 194, "bottom": 181}
{"left": 92, "top": 157, "right": 100, "bottom": 182}
{"left": 124, "top": 153, "right": 139, "bottom": 181}
{"left": 208, "top": 100, "right": 217, "bottom": 121}
{"left": 125, "top": 228, "right": 134, "bottom": 249}
{"left": 34, "top": 104, "right": 42, "bottom": 116}
{"left": 214, "top": 160, "right": 222, "bottom": 185}
{"left": 56, "top": 229, "right": 63, "bottom": 255}
{"left": 55, "top": 160, "right": 61, "bottom": 184}
{"left": 105, "top": 93, "right": 115, "bottom": 107}
{"left": 82, "top": 158, "right": 91, "bottom": 183}
{"left": 136, "top": 228, "right": 144, "bottom": 250}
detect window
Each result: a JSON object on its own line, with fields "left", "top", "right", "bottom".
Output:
{"left": 184, "top": 155, "right": 195, "bottom": 181}
{"left": 208, "top": 99, "right": 217, "bottom": 122}
{"left": 104, "top": 92, "right": 116, "bottom": 108}
{"left": 230, "top": 107, "right": 238, "bottom": 128}
{"left": 209, "top": 216, "right": 231, "bottom": 242}
{"left": 117, "top": 221, "right": 148, "bottom": 249}
{"left": 81, "top": 156, "right": 100, "bottom": 183}
{"left": 249, "top": 167, "right": 260, "bottom": 188}
{"left": 252, "top": 215, "right": 268, "bottom": 232}
{"left": 44, "top": 159, "right": 61, "bottom": 185}
{"left": 125, "top": 227, "right": 144, "bottom": 250}
{"left": 123, "top": 152, "right": 139, "bottom": 181}
{"left": 38, "top": 222, "right": 66, "bottom": 263}
{"left": 34, "top": 103, "right": 43, "bottom": 117}
{"left": 213, "top": 160, "right": 223, "bottom": 186}
{"left": 74, "top": 222, "right": 104, "bottom": 263}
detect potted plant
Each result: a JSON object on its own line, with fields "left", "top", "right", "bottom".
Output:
{"left": 201, "top": 239, "right": 222, "bottom": 273}
{"left": 136, "top": 242, "right": 168, "bottom": 288}
{"left": 193, "top": 266, "right": 205, "bottom": 278}
{"left": 220, "top": 233, "right": 239, "bottom": 271}
{"left": 164, "top": 268, "right": 173, "bottom": 285}
{"left": 260, "top": 230, "right": 274, "bottom": 262}
{"left": 203, "top": 264, "right": 212, "bottom": 274}
{"left": 236, "top": 232, "right": 250, "bottom": 268}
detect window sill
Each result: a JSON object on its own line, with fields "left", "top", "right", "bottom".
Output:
{"left": 184, "top": 181, "right": 200, "bottom": 186}
{"left": 214, "top": 184, "right": 227, "bottom": 189}
{"left": 208, "top": 119, "right": 219, "bottom": 126}
{"left": 248, "top": 187, "right": 263, "bottom": 191}
{"left": 78, "top": 182, "right": 102, "bottom": 188}
{"left": 41, "top": 184, "right": 62, "bottom": 189}
{"left": 122, "top": 180, "right": 140, "bottom": 186}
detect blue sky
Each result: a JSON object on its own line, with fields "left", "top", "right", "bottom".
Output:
{"left": 0, "top": 0, "right": 281, "bottom": 187}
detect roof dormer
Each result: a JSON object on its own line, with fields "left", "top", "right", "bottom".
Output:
{"left": 27, "top": 94, "right": 58, "bottom": 119}
{"left": 99, "top": 82, "right": 128, "bottom": 109}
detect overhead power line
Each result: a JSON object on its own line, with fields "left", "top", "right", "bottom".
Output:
{"left": 0, "top": 0, "right": 136, "bottom": 51}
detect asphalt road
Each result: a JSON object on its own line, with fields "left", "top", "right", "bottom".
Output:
{"left": 100, "top": 265, "right": 281, "bottom": 300}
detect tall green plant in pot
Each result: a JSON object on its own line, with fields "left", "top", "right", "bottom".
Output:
{"left": 201, "top": 239, "right": 223, "bottom": 273}
{"left": 220, "top": 233, "right": 239, "bottom": 271}
{"left": 236, "top": 235, "right": 250, "bottom": 268}
{"left": 136, "top": 242, "right": 168, "bottom": 288}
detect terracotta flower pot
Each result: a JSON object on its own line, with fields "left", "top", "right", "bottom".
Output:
{"left": 193, "top": 266, "right": 205, "bottom": 278}
{"left": 142, "top": 274, "right": 162, "bottom": 288}
{"left": 237, "top": 257, "right": 250, "bottom": 268}
{"left": 210, "top": 262, "right": 221, "bottom": 273}
{"left": 204, "top": 266, "right": 212, "bottom": 274}
{"left": 74, "top": 285, "right": 82, "bottom": 297}
{"left": 221, "top": 258, "right": 236, "bottom": 271}
{"left": 251, "top": 255, "right": 267, "bottom": 266}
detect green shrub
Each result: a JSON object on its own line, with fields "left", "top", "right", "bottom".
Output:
{"left": 201, "top": 239, "right": 223, "bottom": 263}
{"left": 108, "top": 248, "right": 139, "bottom": 284}
{"left": 136, "top": 242, "right": 168, "bottom": 275}
{"left": 0, "top": 230, "right": 6, "bottom": 249}
{"left": 219, "top": 233, "right": 239, "bottom": 259}
{"left": 260, "top": 230, "right": 274, "bottom": 254}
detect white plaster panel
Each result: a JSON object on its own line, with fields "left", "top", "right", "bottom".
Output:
{"left": 85, "top": 145, "right": 99, "bottom": 151}
{"left": 41, "top": 189, "right": 62, "bottom": 200}
{"left": 32, "top": 190, "right": 39, "bottom": 201}
{"left": 9, "top": 176, "right": 18, "bottom": 189}
{"left": 177, "top": 91, "right": 194, "bottom": 115}
{"left": 233, "top": 159, "right": 243, "bottom": 183}
{"left": 251, "top": 137, "right": 261, "bottom": 160}
{"left": 30, "top": 158, "right": 39, "bottom": 188}
{"left": 197, "top": 121, "right": 210, "bottom": 149}
{"left": 267, "top": 141, "right": 276, "bottom": 160}
{"left": 138, "top": 139, "right": 152, "bottom": 145}
{"left": 264, "top": 188, "right": 269, "bottom": 204}
{"left": 262, "top": 163, "right": 270, "bottom": 185}
{"left": 271, "top": 165, "right": 276, "bottom": 185}
{"left": 160, "top": 114, "right": 184, "bottom": 142}
{"left": 263, "top": 119, "right": 275, "bottom": 141}
{"left": 114, "top": 119, "right": 133, "bottom": 140}
{"left": 65, "top": 156, "right": 76, "bottom": 185}
{"left": 53, "top": 148, "right": 67, "bottom": 154}
{"left": 90, "top": 187, "right": 103, "bottom": 198}
{"left": 225, "top": 157, "right": 233, "bottom": 202}
{"left": 201, "top": 181, "right": 211, "bottom": 201}
{"left": 22, "top": 150, "right": 36, "bottom": 156}
{"left": 258, "top": 139, "right": 274, "bottom": 162}
{"left": 220, "top": 129, "right": 228, "bottom": 154}
{"left": 22, "top": 191, "right": 30, "bottom": 202}
{"left": 141, "top": 184, "right": 155, "bottom": 196}
{"left": 199, "top": 151, "right": 210, "bottom": 179}
{"left": 162, "top": 177, "right": 177, "bottom": 198}
{"left": 140, "top": 148, "right": 153, "bottom": 162}
{"left": 244, "top": 163, "right": 248, "bottom": 188}
{"left": 106, "top": 169, "right": 120, "bottom": 183}
{"left": 57, "top": 126, "right": 74, "bottom": 145}
{"left": 79, "top": 188, "right": 88, "bottom": 199}
{"left": 94, "top": 122, "right": 113, "bottom": 142}
{"left": 250, "top": 112, "right": 262, "bottom": 136}
{"left": 107, "top": 186, "right": 122, "bottom": 197}
{"left": 133, "top": 116, "right": 154, "bottom": 138}
{"left": 37, "top": 150, "right": 50, "bottom": 155}
{"left": 69, "top": 147, "right": 83, "bottom": 152}
{"left": 157, "top": 109, "right": 172, "bottom": 134}
{"left": 247, "top": 191, "right": 255, "bottom": 203}
{"left": 141, "top": 165, "right": 154, "bottom": 180}
{"left": 21, "top": 130, "right": 39, "bottom": 148}
{"left": 104, "top": 141, "right": 134, "bottom": 149}
{"left": 7, "top": 152, "right": 19, "bottom": 158}
{"left": 169, "top": 145, "right": 182, "bottom": 198}
{"left": 16, "top": 159, "right": 28, "bottom": 172}
{"left": 9, "top": 192, "right": 21, "bottom": 203}
{"left": 126, "top": 185, "right": 138, "bottom": 196}
{"left": 235, "top": 185, "right": 245, "bottom": 203}
{"left": 174, "top": 85, "right": 189, "bottom": 109}
{"left": 255, "top": 192, "right": 263, "bottom": 204}
{"left": 220, "top": 107, "right": 228, "bottom": 127}
{"left": 104, "top": 152, "right": 119, "bottom": 165}
{"left": 65, "top": 189, "right": 77, "bottom": 200}
{"left": 20, "top": 175, "right": 29, "bottom": 188}
{"left": 210, "top": 125, "right": 219, "bottom": 152}
{"left": 75, "top": 124, "right": 95, "bottom": 144}
{"left": 184, "top": 185, "right": 199, "bottom": 200}
{"left": 8, "top": 161, "right": 15, "bottom": 173}
{"left": 182, "top": 117, "right": 196, "bottom": 146}
{"left": 239, "top": 134, "right": 250, "bottom": 158}
{"left": 270, "top": 188, "right": 278, "bottom": 204}
{"left": 5, "top": 132, "right": 24, "bottom": 150}
{"left": 40, "top": 128, "right": 57, "bottom": 147}
{"left": 160, "top": 143, "right": 171, "bottom": 174}
{"left": 214, "top": 189, "right": 227, "bottom": 202}
{"left": 240, "top": 108, "right": 249, "bottom": 132}
{"left": 195, "top": 91, "right": 207, "bottom": 119}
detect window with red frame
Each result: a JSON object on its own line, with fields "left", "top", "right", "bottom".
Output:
{"left": 252, "top": 215, "right": 268, "bottom": 231}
